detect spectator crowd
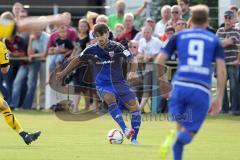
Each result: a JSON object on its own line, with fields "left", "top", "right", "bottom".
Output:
{"left": 0, "top": 0, "right": 240, "bottom": 115}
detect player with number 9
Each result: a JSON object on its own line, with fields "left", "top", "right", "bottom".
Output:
{"left": 156, "top": 4, "right": 227, "bottom": 160}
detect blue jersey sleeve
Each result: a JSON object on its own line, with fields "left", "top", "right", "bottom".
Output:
{"left": 162, "top": 34, "right": 177, "bottom": 57}
{"left": 123, "top": 49, "right": 132, "bottom": 61}
{"left": 213, "top": 39, "right": 225, "bottom": 61}
{"left": 115, "top": 42, "right": 132, "bottom": 61}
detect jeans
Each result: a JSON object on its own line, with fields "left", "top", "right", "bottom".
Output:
{"left": 222, "top": 65, "right": 240, "bottom": 113}
{"left": 33, "top": 62, "right": 46, "bottom": 109}
{"left": 10, "top": 62, "right": 41, "bottom": 109}
{"left": 49, "top": 54, "right": 65, "bottom": 71}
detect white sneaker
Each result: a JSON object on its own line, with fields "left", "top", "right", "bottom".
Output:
{"left": 131, "top": 139, "right": 140, "bottom": 145}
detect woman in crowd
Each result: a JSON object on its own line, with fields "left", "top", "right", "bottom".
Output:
{"left": 71, "top": 19, "right": 91, "bottom": 112}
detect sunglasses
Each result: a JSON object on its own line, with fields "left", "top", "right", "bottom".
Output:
{"left": 171, "top": 11, "right": 179, "bottom": 14}
{"left": 224, "top": 16, "right": 233, "bottom": 20}
{"left": 177, "top": 22, "right": 186, "bottom": 25}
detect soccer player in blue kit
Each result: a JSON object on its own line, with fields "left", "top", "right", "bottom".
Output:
{"left": 56, "top": 23, "right": 141, "bottom": 145}
{"left": 155, "top": 5, "right": 227, "bottom": 160}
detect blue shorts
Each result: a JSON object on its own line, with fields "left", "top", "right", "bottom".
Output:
{"left": 168, "top": 81, "right": 211, "bottom": 133}
{"left": 96, "top": 82, "right": 136, "bottom": 109}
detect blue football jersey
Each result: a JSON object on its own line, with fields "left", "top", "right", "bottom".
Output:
{"left": 162, "top": 28, "right": 225, "bottom": 88}
{"left": 78, "top": 40, "right": 132, "bottom": 86}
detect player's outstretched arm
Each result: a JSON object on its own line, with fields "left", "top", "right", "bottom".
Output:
{"left": 155, "top": 52, "right": 168, "bottom": 64}
{"left": 209, "top": 59, "right": 227, "bottom": 115}
{"left": 155, "top": 53, "right": 169, "bottom": 79}
{"left": 17, "top": 14, "right": 67, "bottom": 33}
{"left": 0, "top": 14, "right": 67, "bottom": 38}
{"left": 56, "top": 57, "right": 81, "bottom": 80}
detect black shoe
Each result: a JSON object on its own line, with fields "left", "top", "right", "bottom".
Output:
{"left": 20, "top": 131, "right": 41, "bottom": 145}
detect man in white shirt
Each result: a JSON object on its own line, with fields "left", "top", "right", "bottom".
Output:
{"left": 155, "top": 5, "right": 171, "bottom": 37}
{"left": 138, "top": 25, "right": 163, "bottom": 56}
{"left": 134, "top": 17, "right": 158, "bottom": 41}
{"left": 138, "top": 25, "right": 164, "bottom": 110}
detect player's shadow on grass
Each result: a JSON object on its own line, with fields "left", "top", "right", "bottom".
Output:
{"left": 54, "top": 109, "right": 105, "bottom": 121}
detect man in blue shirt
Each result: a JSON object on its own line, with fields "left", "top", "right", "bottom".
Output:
{"left": 155, "top": 5, "right": 227, "bottom": 160}
{"left": 56, "top": 23, "right": 141, "bottom": 145}
{"left": 28, "top": 30, "right": 49, "bottom": 109}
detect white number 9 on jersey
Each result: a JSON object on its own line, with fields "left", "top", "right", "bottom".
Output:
{"left": 187, "top": 40, "right": 204, "bottom": 66}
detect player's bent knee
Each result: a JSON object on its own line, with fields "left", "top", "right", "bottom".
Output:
{"left": 181, "top": 127, "right": 196, "bottom": 138}
{"left": 177, "top": 131, "right": 193, "bottom": 145}
{"left": 103, "top": 93, "right": 116, "bottom": 105}
{"left": 125, "top": 100, "right": 140, "bottom": 112}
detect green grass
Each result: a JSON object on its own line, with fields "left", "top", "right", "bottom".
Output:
{"left": 0, "top": 110, "right": 240, "bottom": 160}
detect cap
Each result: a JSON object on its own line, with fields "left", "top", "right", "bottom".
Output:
{"left": 224, "top": 10, "right": 234, "bottom": 17}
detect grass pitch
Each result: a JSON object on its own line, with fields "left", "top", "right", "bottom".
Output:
{"left": 0, "top": 110, "right": 239, "bottom": 160}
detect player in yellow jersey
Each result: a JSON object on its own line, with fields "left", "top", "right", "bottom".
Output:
{"left": 0, "top": 13, "right": 68, "bottom": 145}
{"left": 0, "top": 41, "right": 41, "bottom": 145}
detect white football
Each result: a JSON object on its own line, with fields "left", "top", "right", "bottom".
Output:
{"left": 107, "top": 129, "right": 124, "bottom": 144}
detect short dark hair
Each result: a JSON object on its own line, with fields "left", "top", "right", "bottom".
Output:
{"left": 93, "top": 23, "right": 109, "bottom": 35}
{"left": 190, "top": 4, "right": 209, "bottom": 25}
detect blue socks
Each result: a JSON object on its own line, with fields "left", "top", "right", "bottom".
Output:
{"left": 173, "top": 131, "right": 192, "bottom": 160}
{"left": 108, "top": 102, "right": 127, "bottom": 132}
{"left": 108, "top": 102, "right": 141, "bottom": 141}
{"left": 130, "top": 110, "right": 141, "bottom": 140}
